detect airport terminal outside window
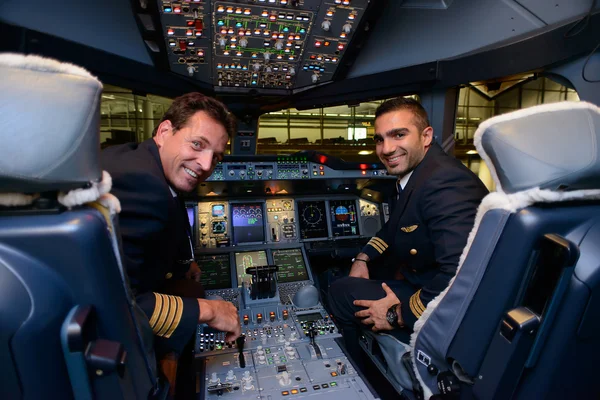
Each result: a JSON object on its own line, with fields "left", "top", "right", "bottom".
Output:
{"left": 455, "top": 75, "right": 579, "bottom": 181}
{"left": 100, "top": 85, "right": 173, "bottom": 149}
{"left": 99, "top": 75, "right": 578, "bottom": 171}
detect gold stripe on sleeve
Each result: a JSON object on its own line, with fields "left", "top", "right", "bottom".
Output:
{"left": 153, "top": 294, "right": 171, "bottom": 335}
{"left": 371, "top": 237, "right": 389, "bottom": 250}
{"left": 409, "top": 289, "right": 425, "bottom": 318}
{"left": 368, "top": 238, "right": 386, "bottom": 254}
{"left": 157, "top": 295, "right": 178, "bottom": 337}
{"left": 149, "top": 293, "right": 163, "bottom": 329}
{"left": 164, "top": 296, "right": 184, "bottom": 339}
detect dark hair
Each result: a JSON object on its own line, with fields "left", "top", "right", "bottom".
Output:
{"left": 375, "top": 97, "right": 430, "bottom": 132}
{"left": 153, "top": 92, "right": 236, "bottom": 137}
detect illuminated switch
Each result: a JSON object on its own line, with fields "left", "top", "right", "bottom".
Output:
{"left": 282, "top": 310, "right": 289, "bottom": 320}
{"left": 167, "top": 29, "right": 175, "bottom": 35}
{"left": 243, "top": 315, "right": 250, "bottom": 325}
{"left": 257, "top": 313, "right": 263, "bottom": 323}
{"left": 179, "top": 40, "right": 187, "bottom": 51}
{"left": 270, "top": 311, "right": 276, "bottom": 321}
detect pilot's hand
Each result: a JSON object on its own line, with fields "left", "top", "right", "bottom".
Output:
{"left": 349, "top": 261, "right": 370, "bottom": 279}
{"left": 353, "top": 283, "right": 400, "bottom": 332}
{"left": 186, "top": 261, "right": 201, "bottom": 282}
{"left": 197, "top": 299, "right": 242, "bottom": 342}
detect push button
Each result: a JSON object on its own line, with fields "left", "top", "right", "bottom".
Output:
{"left": 165, "top": 272, "right": 173, "bottom": 279}
{"left": 410, "top": 249, "right": 417, "bottom": 255}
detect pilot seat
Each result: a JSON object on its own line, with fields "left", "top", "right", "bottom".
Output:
{"left": 359, "top": 101, "right": 600, "bottom": 399}
{"left": 0, "top": 53, "right": 164, "bottom": 399}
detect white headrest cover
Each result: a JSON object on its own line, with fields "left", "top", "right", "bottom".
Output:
{"left": 0, "top": 53, "right": 103, "bottom": 193}
{"left": 474, "top": 101, "right": 600, "bottom": 194}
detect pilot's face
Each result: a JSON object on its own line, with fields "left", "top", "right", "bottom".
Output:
{"left": 374, "top": 109, "right": 432, "bottom": 178}
{"left": 154, "top": 111, "right": 228, "bottom": 193}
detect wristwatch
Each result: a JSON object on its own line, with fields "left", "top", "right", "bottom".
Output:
{"left": 386, "top": 303, "right": 403, "bottom": 328}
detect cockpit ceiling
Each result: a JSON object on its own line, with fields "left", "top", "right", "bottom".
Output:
{"left": 156, "top": 0, "right": 372, "bottom": 95}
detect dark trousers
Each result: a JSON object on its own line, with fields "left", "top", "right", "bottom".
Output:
{"left": 161, "top": 279, "right": 205, "bottom": 400}
{"left": 327, "top": 276, "right": 416, "bottom": 368}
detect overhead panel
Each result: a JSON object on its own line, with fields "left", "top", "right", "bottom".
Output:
{"left": 156, "top": 0, "right": 369, "bottom": 94}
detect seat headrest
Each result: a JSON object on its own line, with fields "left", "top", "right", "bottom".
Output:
{"left": 474, "top": 101, "right": 600, "bottom": 194}
{"left": 0, "top": 53, "right": 103, "bottom": 193}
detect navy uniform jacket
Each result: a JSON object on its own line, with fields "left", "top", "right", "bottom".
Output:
{"left": 361, "top": 143, "right": 488, "bottom": 328}
{"left": 101, "top": 139, "right": 199, "bottom": 354}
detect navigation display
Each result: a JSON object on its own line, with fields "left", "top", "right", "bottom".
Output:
{"left": 231, "top": 203, "right": 265, "bottom": 244}
{"left": 234, "top": 250, "right": 268, "bottom": 287}
{"left": 330, "top": 199, "right": 359, "bottom": 237}
{"left": 297, "top": 200, "right": 328, "bottom": 239}
{"left": 272, "top": 248, "right": 308, "bottom": 283}
{"left": 196, "top": 254, "right": 231, "bottom": 290}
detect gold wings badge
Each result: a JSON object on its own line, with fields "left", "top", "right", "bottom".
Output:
{"left": 401, "top": 225, "right": 418, "bottom": 233}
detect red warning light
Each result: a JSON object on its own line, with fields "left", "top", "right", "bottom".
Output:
{"left": 359, "top": 163, "right": 368, "bottom": 170}
{"left": 195, "top": 19, "right": 203, "bottom": 30}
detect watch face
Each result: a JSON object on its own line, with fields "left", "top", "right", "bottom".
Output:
{"left": 386, "top": 308, "right": 397, "bottom": 326}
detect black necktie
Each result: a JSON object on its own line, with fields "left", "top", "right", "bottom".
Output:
{"left": 396, "top": 181, "right": 403, "bottom": 200}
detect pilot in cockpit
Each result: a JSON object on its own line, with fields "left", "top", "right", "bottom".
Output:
{"left": 100, "top": 92, "right": 242, "bottom": 394}
{"left": 328, "top": 98, "right": 488, "bottom": 368}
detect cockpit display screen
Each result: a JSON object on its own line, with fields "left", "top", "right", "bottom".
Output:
{"left": 231, "top": 203, "right": 265, "bottom": 244}
{"left": 234, "top": 250, "right": 268, "bottom": 287}
{"left": 212, "top": 204, "right": 225, "bottom": 217}
{"left": 329, "top": 199, "right": 359, "bottom": 237}
{"left": 297, "top": 200, "right": 328, "bottom": 239}
{"left": 272, "top": 248, "right": 308, "bottom": 283}
{"left": 196, "top": 253, "right": 231, "bottom": 290}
